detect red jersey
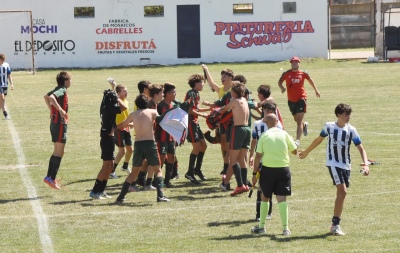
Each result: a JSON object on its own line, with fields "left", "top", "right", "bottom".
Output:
{"left": 184, "top": 89, "right": 200, "bottom": 124}
{"left": 156, "top": 100, "right": 174, "bottom": 142}
{"left": 279, "top": 69, "right": 311, "bottom": 102}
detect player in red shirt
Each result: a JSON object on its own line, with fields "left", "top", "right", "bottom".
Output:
{"left": 278, "top": 56, "right": 320, "bottom": 147}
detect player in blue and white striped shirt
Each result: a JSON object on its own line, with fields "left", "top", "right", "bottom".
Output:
{"left": 299, "top": 103, "right": 370, "bottom": 236}
{"left": 0, "top": 53, "right": 14, "bottom": 119}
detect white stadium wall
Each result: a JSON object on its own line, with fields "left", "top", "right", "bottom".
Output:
{"left": 1, "top": 0, "right": 328, "bottom": 69}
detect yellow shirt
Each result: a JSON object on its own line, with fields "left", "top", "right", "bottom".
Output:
{"left": 116, "top": 98, "right": 129, "bottom": 128}
{"left": 218, "top": 85, "right": 229, "bottom": 99}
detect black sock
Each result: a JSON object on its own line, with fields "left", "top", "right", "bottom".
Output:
{"left": 268, "top": 199, "right": 273, "bottom": 215}
{"left": 3, "top": 111, "right": 7, "bottom": 117}
{"left": 187, "top": 154, "right": 197, "bottom": 174}
{"left": 232, "top": 163, "right": 243, "bottom": 187}
{"left": 137, "top": 171, "right": 146, "bottom": 184}
{"left": 130, "top": 181, "right": 137, "bottom": 186}
{"left": 112, "top": 163, "right": 118, "bottom": 173}
{"left": 50, "top": 156, "right": 62, "bottom": 180}
{"left": 117, "top": 181, "right": 131, "bottom": 200}
{"left": 164, "top": 162, "right": 173, "bottom": 184}
{"left": 154, "top": 176, "right": 164, "bottom": 198}
{"left": 194, "top": 152, "right": 205, "bottom": 172}
{"left": 122, "top": 162, "right": 129, "bottom": 169}
{"left": 222, "top": 163, "right": 228, "bottom": 174}
{"left": 99, "top": 180, "right": 108, "bottom": 193}
{"left": 241, "top": 168, "right": 248, "bottom": 186}
{"left": 256, "top": 190, "right": 261, "bottom": 218}
{"left": 332, "top": 216, "right": 341, "bottom": 226}
{"left": 145, "top": 177, "right": 152, "bottom": 186}
{"left": 47, "top": 155, "right": 57, "bottom": 178}
{"left": 92, "top": 179, "right": 102, "bottom": 193}
{"left": 173, "top": 161, "right": 178, "bottom": 175}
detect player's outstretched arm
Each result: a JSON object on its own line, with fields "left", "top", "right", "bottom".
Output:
{"left": 298, "top": 136, "right": 324, "bottom": 159}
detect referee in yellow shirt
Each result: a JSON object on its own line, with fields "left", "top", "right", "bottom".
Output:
{"left": 251, "top": 113, "right": 297, "bottom": 235}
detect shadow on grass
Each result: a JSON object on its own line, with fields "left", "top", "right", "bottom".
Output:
{"left": 208, "top": 219, "right": 255, "bottom": 227}
{"left": 211, "top": 233, "right": 331, "bottom": 241}
{"left": 0, "top": 196, "right": 45, "bottom": 204}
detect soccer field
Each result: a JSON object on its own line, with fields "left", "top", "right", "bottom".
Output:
{"left": 1, "top": 59, "right": 399, "bottom": 253}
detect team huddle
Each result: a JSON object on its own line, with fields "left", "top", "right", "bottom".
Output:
{"left": 41, "top": 56, "right": 371, "bottom": 236}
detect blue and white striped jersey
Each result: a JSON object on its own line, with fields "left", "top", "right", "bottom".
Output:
{"left": 0, "top": 62, "right": 12, "bottom": 87}
{"left": 320, "top": 122, "right": 362, "bottom": 170}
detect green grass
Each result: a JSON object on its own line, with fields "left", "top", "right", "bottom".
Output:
{"left": 1, "top": 59, "right": 399, "bottom": 253}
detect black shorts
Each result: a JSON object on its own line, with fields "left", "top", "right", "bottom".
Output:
{"left": 259, "top": 166, "right": 291, "bottom": 198}
{"left": 114, "top": 129, "right": 132, "bottom": 147}
{"left": 157, "top": 141, "right": 176, "bottom": 155}
{"left": 187, "top": 123, "right": 204, "bottom": 143}
{"left": 327, "top": 166, "right": 351, "bottom": 188}
{"left": 50, "top": 123, "right": 67, "bottom": 143}
{"left": 132, "top": 140, "right": 160, "bottom": 167}
{"left": 100, "top": 135, "right": 115, "bottom": 161}
{"left": 288, "top": 98, "right": 307, "bottom": 115}
{"left": 0, "top": 86, "right": 8, "bottom": 95}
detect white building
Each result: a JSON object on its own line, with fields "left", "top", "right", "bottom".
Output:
{"left": 0, "top": 0, "right": 328, "bottom": 69}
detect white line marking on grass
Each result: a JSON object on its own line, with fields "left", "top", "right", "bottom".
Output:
{"left": 6, "top": 119, "right": 54, "bottom": 253}
{"left": 1, "top": 189, "right": 399, "bottom": 220}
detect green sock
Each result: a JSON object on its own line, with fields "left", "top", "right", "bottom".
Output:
{"left": 278, "top": 201, "right": 289, "bottom": 230}
{"left": 258, "top": 201, "right": 270, "bottom": 228}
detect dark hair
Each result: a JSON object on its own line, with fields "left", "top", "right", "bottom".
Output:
{"left": 231, "top": 81, "right": 245, "bottom": 98}
{"left": 335, "top": 103, "right": 352, "bottom": 116}
{"left": 163, "top": 82, "right": 175, "bottom": 95}
{"left": 115, "top": 84, "right": 126, "bottom": 94}
{"left": 257, "top": 84, "right": 271, "bottom": 99}
{"left": 135, "top": 94, "right": 149, "bottom": 109}
{"left": 149, "top": 84, "right": 163, "bottom": 98}
{"left": 56, "top": 71, "right": 71, "bottom": 86}
{"left": 137, "top": 80, "right": 150, "bottom": 93}
{"left": 233, "top": 74, "right": 247, "bottom": 84}
{"left": 262, "top": 101, "right": 277, "bottom": 113}
{"left": 221, "top": 69, "right": 234, "bottom": 78}
{"left": 188, "top": 74, "right": 204, "bottom": 88}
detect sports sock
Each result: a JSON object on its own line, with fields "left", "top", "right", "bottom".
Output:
{"left": 3, "top": 111, "right": 8, "bottom": 117}
{"left": 47, "top": 155, "right": 57, "bottom": 178}
{"left": 137, "top": 171, "right": 146, "bottom": 185}
{"left": 256, "top": 190, "right": 261, "bottom": 218}
{"left": 51, "top": 156, "right": 62, "bottom": 180}
{"left": 99, "top": 180, "right": 108, "bottom": 192}
{"left": 194, "top": 152, "right": 205, "bottom": 172}
{"left": 232, "top": 163, "right": 243, "bottom": 187}
{"left": 259, "top": 201, "right": 270, "bottom": 228}
{"left": 268, "top": 199, "right": 273, "bottom": 215}
{"left": 122, "top": 162, "right": 129, "bottom": 169}
{"left": 112, "top": 163, "right": 118, "bottom": 173}
{"left": 187, "top": 153, "right": 197, "bottom": 174}
{"left": 154, "top": 176, "right": 164, "bottom": 198}
{"left": 241, "top": 168, "right": 248, "bottom": 186}
{"left": 92, "top": 179, "right": 102, "bottom": 193}
{"left": 222, "top": 163, "right": 228, "bottom": 174}
{"left": 278, "top": 201, "right": 289, "bottom": 230}
{"left": 332, "top": 216, "right": 341, "bottom": 226}
{"left": 145, "top": 177, "right": 152, "bottom": 186}
{"left": 118, "top": 181, "right": 130, "bottom": 200}
{"left": 164, "top": 162, "right": 173, "bottom": 184}
{"left": 172, "top": 161, "right": 178, "bottom": 176}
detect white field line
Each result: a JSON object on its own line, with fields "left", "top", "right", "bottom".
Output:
{"left": 1, "top": 189, "right": 399, "bottom": 220}
{"left": 6, "top": 119, "right": 54, "bottom": 253}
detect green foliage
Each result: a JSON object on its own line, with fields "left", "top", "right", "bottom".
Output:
{"left": 1, "top": 58, "right": 399, "bottom": 252}
{"left": 144, "top": 5, "right": 164, "bottom": 16}
{"left": 74, "top": 7, "right": 95, "bottom": 18}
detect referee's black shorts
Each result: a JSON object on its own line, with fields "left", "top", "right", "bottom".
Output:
{"left": 259, "top": 166, "right": 291, "bottom": 198}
